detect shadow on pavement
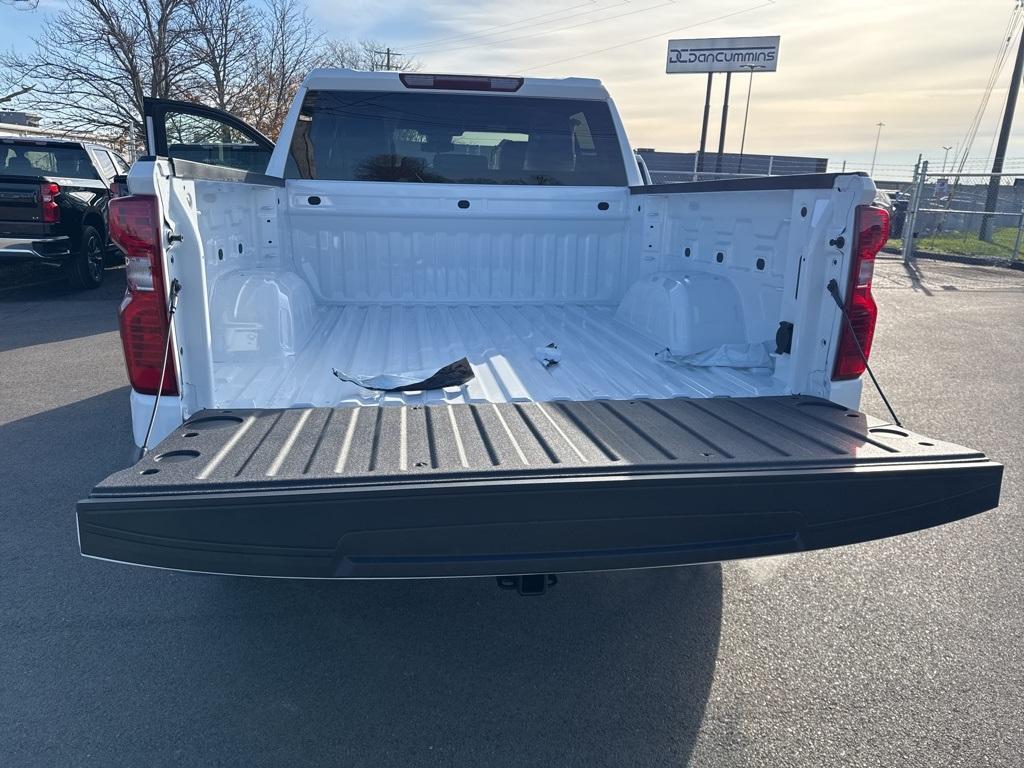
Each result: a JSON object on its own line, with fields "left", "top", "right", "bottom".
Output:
{"left": 901, "top": 259, "right": 934, "bottom": 297}
{"left": 195, "top": 564, "right": 723, "bottom": 766}
{"left": 1, "top": 385, "right": 723, "bottom": 767}
{"left": 0, "top": 268, "right": 125, "bottom": 353}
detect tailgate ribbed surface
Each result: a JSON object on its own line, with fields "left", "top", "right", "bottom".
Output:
{"left": 94, "top": 397, "right": 985, "bottom": 496}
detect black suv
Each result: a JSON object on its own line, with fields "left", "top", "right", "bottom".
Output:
{"left": 0, "top": 136, "right": 130, "bottom": 289}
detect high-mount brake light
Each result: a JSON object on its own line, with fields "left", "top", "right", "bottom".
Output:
{"left": 832, "top": 205, "right": 890, "bottom": 381}
{"left": 39, "top": 182, "right": 60, "bottom": 223}
{"left": 399, "top": 73, "right": 524, "bottom": 92}
{"left": 110, "top": 194, "right": 178, "bottom": 395}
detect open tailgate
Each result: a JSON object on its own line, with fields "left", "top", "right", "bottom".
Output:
{"left": 77, "top": 396, "right": 1002, "bottom": 578}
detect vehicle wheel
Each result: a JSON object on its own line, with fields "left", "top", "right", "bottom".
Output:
{"left": 66, "top": 226, "right": 105, "bottom": 290}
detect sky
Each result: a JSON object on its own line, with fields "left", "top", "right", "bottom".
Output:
{"left": 3, "top": 0, "right": 1024, "bottom": 174}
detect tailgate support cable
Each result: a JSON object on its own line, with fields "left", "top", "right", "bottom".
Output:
{"left": 140, "top": 278, "right": 182, "bottom": 456}
{"left": 827, "top": 278, "right": 902, "bottom": 427}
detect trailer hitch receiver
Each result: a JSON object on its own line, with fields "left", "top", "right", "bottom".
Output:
{"left": 496, "top": 574, "right": 558, "bottom": 596}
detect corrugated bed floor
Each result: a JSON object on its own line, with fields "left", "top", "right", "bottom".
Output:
{"left": 213, "top": 304, "right": 785, "bottom": 408}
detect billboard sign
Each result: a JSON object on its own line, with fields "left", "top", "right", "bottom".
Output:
{"left": 666, "top": 36, "right": 780, "bottom": 73}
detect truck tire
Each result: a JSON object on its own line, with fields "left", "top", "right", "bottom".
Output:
{"left": 66, "top": 225, "right": 105, "bottom": 290}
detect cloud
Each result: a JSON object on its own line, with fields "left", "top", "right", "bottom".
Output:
{"left": 3, "top": 0, "right": 1016, "bottom": 166}
{"left": 308, "top": 0, "right": 1023, "bottom": 165}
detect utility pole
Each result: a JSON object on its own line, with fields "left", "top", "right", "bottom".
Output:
{"left": 980, "top": 21, "right": 1024, "bottom": 241}
{"left": 715, "top": 72, "right": 732, "bottom": 174}
{"left": 869, "top": 121, "right": 884, "bottom": 176}
{"left": 941, "top": 145, "right": 953, "bottom": 174}
{"left": 371, "top": 48, "right": 403, "bottom": 71}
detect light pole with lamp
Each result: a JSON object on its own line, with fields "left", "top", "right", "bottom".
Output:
{"left": 941, "top": 145, "right": 953, "bottom": 174}
{"left": 869, "top": 121, "right": 884, "bottom": 176}
{"left": 737, "top": 64, "right": 766, "bottom": 173}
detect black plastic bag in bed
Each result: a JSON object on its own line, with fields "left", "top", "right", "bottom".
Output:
{"left": 332, "top": 357, "right": 475, "bottom": 392}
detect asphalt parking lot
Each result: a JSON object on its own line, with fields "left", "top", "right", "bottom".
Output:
{"left": 1, "top": 258, "right": 1022, "bottom": 767}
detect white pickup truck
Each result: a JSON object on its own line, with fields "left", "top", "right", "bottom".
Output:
{"left": 78, "top": 70, "right": 1001, "bottom": 584}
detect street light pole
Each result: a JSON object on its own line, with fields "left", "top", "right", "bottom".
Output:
{"left": 941, "top": 145, "right": 953, "bottom": 174}
{"left": 737, "top": 64, "right": 764, "bottom": 174}
{"left": 869, "top": 121, "right": 885, "bottom": 176}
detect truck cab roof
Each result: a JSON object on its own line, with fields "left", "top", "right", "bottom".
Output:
{"left": 301, "top": 68, "right": 611, "bottom": 101}
{"left": 0, "top": 135, "right": 124, "bottom": 157}
{"left": 0, "top": 135, "right": 86, "bottom": 147}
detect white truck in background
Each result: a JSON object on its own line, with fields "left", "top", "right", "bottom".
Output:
{"left": 77, "top": 70, "right": 1001, "bottom": 585}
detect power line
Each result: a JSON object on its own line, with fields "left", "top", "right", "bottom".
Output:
{"left": 955, "top": 15, "right": 1014, "bottom": 171}
{"left": 981, "top": 11, "right": 1024, "bottom": 167}
{"left": 423, "top": 0, "right": 679, "bottom": 56}
{"left": 953, "top": 1, "right": 1023, "bottom": 176}
{"left": 402, "top": 1, "right": 604, "bottom": 53}
{"left": 522, "top": 0, "right": 774, "bottom": 73}
{"left": 972, "top": 14, "right": 1020, "bottom": 169}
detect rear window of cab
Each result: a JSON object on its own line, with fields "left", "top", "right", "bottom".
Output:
{"left": 285, "top": 90, "right": 628, "bottom": 186}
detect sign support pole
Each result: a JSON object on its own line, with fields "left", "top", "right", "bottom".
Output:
{"left": 698, "top": 72, "right": 713, "bottom": 173}
{"left": 715, "top": 72, "right": 732, "bottom": 173}
{"left": 738, "top": 64, "right": 762, "bottom": 173}
{"left": 666, "top": 35, "right": 780, "bottom": 177}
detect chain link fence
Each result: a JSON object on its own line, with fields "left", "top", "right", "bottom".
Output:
{"left": 893, "top": 163, "right": 1024, "bottom": 264}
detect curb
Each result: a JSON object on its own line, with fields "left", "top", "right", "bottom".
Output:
{"left": 881, "top": 247, "right": 1024, "bottom": 271}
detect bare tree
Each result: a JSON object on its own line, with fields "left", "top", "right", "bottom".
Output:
{"left": 321, "top": 38, "right": 420, "bottom": 72}
{"left": 181, "top": 0, "right": 261, "bottom": 114}
{"left": 0, "top": 85, "right": 32, "bottom": 106}
{"left": 246, "top": 0, "right": 322, "bottom": 139}
{"left": 2, "top": 0, "right": 425, "bottom": 145}
{"left": 0, "top": 13, "right": 33, "bottom": 105}
{"left": 1, "top": 0, "right": 193, "bottom": 143}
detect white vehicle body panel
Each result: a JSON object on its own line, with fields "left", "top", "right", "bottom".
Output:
{"left": 124, "top": 69, "right": 875, "bottom": 446}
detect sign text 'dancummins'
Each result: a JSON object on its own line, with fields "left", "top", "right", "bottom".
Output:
{"left": 666, "top": 36, "right": 780, "bottom": 74}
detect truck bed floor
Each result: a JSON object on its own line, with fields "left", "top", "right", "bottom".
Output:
{"left": 213, "top": 303, "right": 785, "bottom": 408}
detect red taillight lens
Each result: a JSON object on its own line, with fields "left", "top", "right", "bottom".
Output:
{"left": 832, "top": 205, "right": 890, "bottom": 380}
{"left": 111, "top": 195, "right": 178, "bottom": 395}
{"left": 110, "top": 193, "right": 160, "bottom": 291}
{"left": 39, "top": 182, "right": 60, "bottom": 223}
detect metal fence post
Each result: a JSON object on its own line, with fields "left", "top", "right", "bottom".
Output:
{"left": 902, "top": 160, "right": 928, "bottom": 264}
{"left": 1013, "top": 207, "right": 1024, "bottom": 262}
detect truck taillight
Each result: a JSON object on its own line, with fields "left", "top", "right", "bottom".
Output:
{"left": 832, "top": 205, "right": 890, "bottom": 381}
{"left": 400, "top": 73, "right": 523, "bottom": 91}
{"left": 110, "top": 195, "right": 178, "bottom": 395}
{"left": 39, "top": 182, "right": 60, "bottom": 223}
{"left": 109, "top": 175, "right": 129, "bottom": 198}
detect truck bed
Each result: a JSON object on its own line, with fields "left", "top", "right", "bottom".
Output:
{"left": 78, "top": 396, "right": 1002, "bottom": 578}
{"left": 213, "top": 303, "right": 786, "bottom": 408}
